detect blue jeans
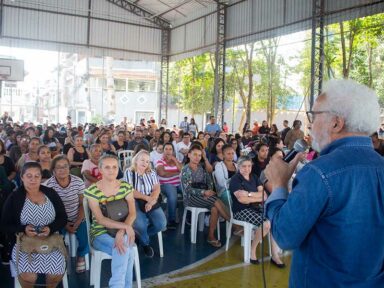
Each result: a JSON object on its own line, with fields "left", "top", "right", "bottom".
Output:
{"left": 160, "top": 184, "right": 182, "bottom": 222}
{"left": 93, "top": 233, "right": 134, "bottom": 288}
{"left": 61, "top": 221, "right": 89, "bottom": 257}
{"left": 133, "top": 201, "right": 166, "bottom": 246}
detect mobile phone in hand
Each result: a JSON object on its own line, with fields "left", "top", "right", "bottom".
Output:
{"left": 34, "top": 226, "right": 42, "bottom": 234}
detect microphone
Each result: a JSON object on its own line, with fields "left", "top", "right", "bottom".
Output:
{"left": 283, "top": 139, "right": 308, "bottom": 162}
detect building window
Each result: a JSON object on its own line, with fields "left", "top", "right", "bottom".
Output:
{"left": 128, "top": 80, "right": 156, "bottom": 92}
{"left": 89, "top": 77, "right": 106, "bottom": 89}
{"left": 114, "top": 78, "right": 127, "bottom": 92}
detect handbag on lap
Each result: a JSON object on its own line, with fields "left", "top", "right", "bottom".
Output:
{"left": 99, "top": 198, "right": 129, "bottom": 237}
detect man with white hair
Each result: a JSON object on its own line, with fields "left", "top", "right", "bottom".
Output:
{"left": 264, "top": 79, "right": 384, "bottom": 287}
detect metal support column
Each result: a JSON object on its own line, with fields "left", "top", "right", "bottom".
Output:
{"left": 309, "top": 0, "right": 325, "bottom": 109}
{"left": 213, "top": 2, "right": 226, "bottom": 127}
{"left": 159, "top": 29, "right": 170, "bottom": 122}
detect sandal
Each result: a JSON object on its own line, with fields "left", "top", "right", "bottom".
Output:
{"left": 207, "top": 239, "right": 222, "bottom": 248}
{"left": 76, "top": 260, "right": 86, "bottom": 273}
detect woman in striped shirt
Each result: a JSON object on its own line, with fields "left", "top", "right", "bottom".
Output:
{"left": 44, "top": 155, "right": 89, "bottom": 273}
{"left": 124, "top": 150, "right": 166, "bottom": 258}
{"left": 84, "top": 155, "right": 136, "bottom": 288}
{"left": 156, "top": 143, "right": 183, "bottom": 229}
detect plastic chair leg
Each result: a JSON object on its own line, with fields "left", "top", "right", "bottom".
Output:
{"left": 158, "top": 232, "right": 164, "bottom": 258}
{"left": 243, "top": 226, "right": 252, "bottom": 263}
{"left": 181, "top": 209, "right": 187, "bottom": 234}
{"left": 92, "top": 255, "right": 102, "bottom": 288}
{"left": 62, "top": 271, "right": 69, "bottom": 288}
{"left": 198, "top": 212, "right": 205, "bottom": 232}
{"left": 133, "top": 245, "right": 141, "bottom": 288}
{"left": 225, "top": 221, "right": 233, "bottom": 251}
{"left": 69, "top": 234, "right": 77, "bottom": 258}
{"left": 191, "top": 210, "right": 198, "bottom": 244}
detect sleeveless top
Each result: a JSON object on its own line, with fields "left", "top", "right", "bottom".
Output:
{"left": 73, "top": 146, "right": 89, "bottom": 162}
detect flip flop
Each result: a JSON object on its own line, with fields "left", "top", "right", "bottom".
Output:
{"left": 207, "top": 239, "right": 222, "bottom": 248}
{"left": 76, "top": 260, "right": 86, "bottom": 273}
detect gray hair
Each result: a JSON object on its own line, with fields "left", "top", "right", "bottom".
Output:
{"left": 237, "top": 155, "right": 253, "bottom": 169}
{"left": 98, "top": 154, "right": 119, "bottom": 169}
{"left": 319, "top": 79, "right": 380, "bottom": 135}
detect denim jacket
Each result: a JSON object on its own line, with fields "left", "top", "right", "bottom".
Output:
{"left": 265, "top": 136, "right": 384, "bottom": 287}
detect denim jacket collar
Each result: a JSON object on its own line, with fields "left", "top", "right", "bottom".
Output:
{"left": 320, "top": 136, "right": 373, "bottom": 156}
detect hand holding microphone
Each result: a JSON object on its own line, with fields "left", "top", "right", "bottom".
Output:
{"left": 265, "top": 139, "right": 308, "bottom": 191}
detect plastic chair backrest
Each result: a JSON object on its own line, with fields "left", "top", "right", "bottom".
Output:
{"left": 83, "top": 197, "right": 92, "bottom": 250}
{"left": 117, "top": 150, "right": 134, "bottom": 170}
{"left": 223, "top": 182, "right": 234, "bottom": 219}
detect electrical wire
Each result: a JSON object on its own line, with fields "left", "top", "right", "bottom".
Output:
{"left": 260, "top": 182, "right": 267, "bottom": 288}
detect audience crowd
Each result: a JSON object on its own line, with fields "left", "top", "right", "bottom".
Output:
{"left": 0, "top": 111, "right": 382, "bottom": 287}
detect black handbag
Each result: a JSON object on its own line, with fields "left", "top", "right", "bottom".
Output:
{"left": 99, "top": 198, "right": 129, "bottom": 237}
{"left": 132, "top": 171, "right": 162, "bottom": 213}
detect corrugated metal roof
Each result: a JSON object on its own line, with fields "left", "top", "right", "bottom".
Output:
{"left": 0, "top": 0, "right": 383, "bottom": 61}
{"left": 133, "top": 0, "right": 218, "bottom": 25}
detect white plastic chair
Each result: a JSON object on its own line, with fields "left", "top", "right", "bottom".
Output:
{"left": 117, "top": 150, "right": 134, "bottom": 170}
{"left": 181, "top": 206, "right": 221, "bottom": 244}
{"left": 83, "top": 197, "right": 141, "bottom": 288}
{"left": 64, "top": 232, "right": 90, "bottom": 270}
{"left": 14, "top": 270, "right": 69, "bottom": 288}
{"left": 224, "top": 188, "right": 271, "bottom": 263}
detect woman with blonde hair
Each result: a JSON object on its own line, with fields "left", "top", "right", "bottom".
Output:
{"left": 123, "top": 150, "right": 166, "bottom": 257}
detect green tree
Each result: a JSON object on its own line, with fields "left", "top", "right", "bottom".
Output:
{"left": 297, "top": 13, "right": 384, "bottom": 108}
{"left": 169, "top": 53, "right": 214, "bottom": 116}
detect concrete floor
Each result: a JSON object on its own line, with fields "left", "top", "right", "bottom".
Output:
{"left": 1, "top": 223, "right": 291, "bottom": 288}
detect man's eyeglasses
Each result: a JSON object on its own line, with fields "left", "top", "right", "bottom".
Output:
{"left": 306, "top": 111, "right": 332, "bottom": 124}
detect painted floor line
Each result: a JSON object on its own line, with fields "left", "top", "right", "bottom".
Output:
{"left": 142, "top": 250, "right": 292, "bottom": 287}
{"left": 141, "top": 237, "right": 238, "bottom": 287}
{"left": 144, "top": 262, "right": 249, "bottom": 287}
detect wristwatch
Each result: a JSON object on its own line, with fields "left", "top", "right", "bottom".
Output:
{"left": 248, "top": 192, "right": 252, "bottom": 197}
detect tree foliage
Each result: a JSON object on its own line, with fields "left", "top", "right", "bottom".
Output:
{"left": 169, "top": 53, "right": 214, "bottom": 116}
{"left": 298, "top": 13, "right": 384, "bottom": 107}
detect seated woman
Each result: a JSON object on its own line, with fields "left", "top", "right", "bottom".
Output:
{"left": 181, "top": 145, "right": 230, "bottom": 247}
{"left": 81, "top": 144, "right": 102, "bottom": 188}
{"left": 156, "top": 142, "right": 183, "bottom": 229}
{"left": 1, "top": 162, "right": 67, "bottom": 287}
{"left": 230, "top": 138, "right": 241, "bottom": 162}
{"left": 229, "top": 156, "right": 270, "bottom": 264}
{"left": 67, "top": 135, "right": 90, "bottom": 169}
{"left": 112, "top": 131, "right": 129, "bottom": 152}
{"left": 208, "top": 138, "right": 226, "bottom": 167}
{"left": 96, "top": 130, "right": 117, "bottom": 156}
{"left": 123, "top": 150, "right": 166, "bottom": 257}
{"left": 150, "top": 142, "right": 163, "bottom": 168}
{"left": 42, "top": 127, "right": 62, "bottom": 157}
{"left": 213, "top": 144, "right": 237, "bottom": 198}
{"left": 258, "top": 147, "right": 306, "bottom": 268}
{"left": 44, "top": 155, "right": 89, "bottom": 273}
{"left": 17, "top": 137, "right": 41, "bottom": 170}
{"left": 37, "top": 145, "right": 52, "bottom": 182}
{"left": 63, "top": 130, "right": 77, "bottom": 155}
{"left": 0, "top": 139, "right": 17, "bottom": 184}
{"left": 84, "top": 155, "right": 136, "bottom": 288}
{"left": 159, "top": 131, "right": 172, "bottom": 145}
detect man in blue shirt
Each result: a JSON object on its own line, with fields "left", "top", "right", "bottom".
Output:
{"left": 265, "top": 79, "right": 384, "bottom": 287}
{"left": 179, "top": 116, "right": 189, "bottom": 133}
{"left": 204, "top": 116, "right": 221, "bottom": 136}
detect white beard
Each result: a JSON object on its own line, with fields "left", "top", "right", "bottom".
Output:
{"left": 310, "top": 129, "right": 331, "bottom": 153}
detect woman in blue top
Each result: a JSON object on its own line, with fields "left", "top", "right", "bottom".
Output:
{"left": 229, "top": 155, "right": 270, "bottom": 265}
